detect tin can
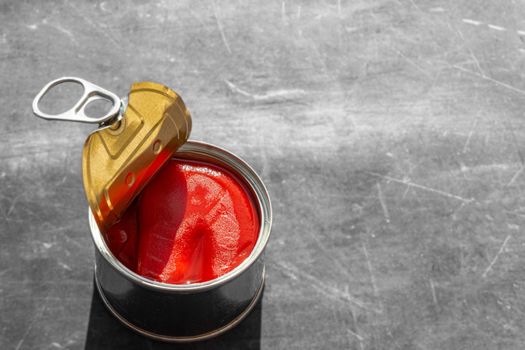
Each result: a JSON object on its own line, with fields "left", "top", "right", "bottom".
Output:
{"left": 32, "top": 78, "right": 272, "bottom": 341}
{"left": 89, "top": 140, "right": 272, "bottom": 342}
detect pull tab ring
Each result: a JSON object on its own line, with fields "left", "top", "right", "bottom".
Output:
{"left": 32, "top": 77, "right": 122, "bottom": 126}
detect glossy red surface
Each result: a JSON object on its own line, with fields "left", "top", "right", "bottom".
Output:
{"left": 105, "top": 158, "right": 260, "bottom": 284}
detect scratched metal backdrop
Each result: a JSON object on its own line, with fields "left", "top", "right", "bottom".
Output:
{"left": 1, "top": 0, "right": 525, "bottom": 349}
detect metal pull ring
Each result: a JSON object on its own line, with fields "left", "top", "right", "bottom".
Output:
{"left": 32, "top": 77, "right": 122, "bottom": 125}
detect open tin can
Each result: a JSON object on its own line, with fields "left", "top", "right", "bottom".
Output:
{"left": 90, "top": 141, "right": 272, "bottom": 341}
{"left": 33, "top": 78, "right": 272, "bottom": 342}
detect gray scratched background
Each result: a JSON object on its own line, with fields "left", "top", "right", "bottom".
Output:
{"left": 1, "top": 0, "right": 525, "bottom": 349}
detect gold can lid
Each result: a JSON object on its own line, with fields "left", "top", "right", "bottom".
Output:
{"left": 82, "top": 82, "right": 192, "bottom": 230}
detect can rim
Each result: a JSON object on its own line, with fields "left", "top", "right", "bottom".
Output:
{"left": 89, "top": 140, "right": 272, "bottom": 293}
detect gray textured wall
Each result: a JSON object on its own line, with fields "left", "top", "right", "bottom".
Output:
{"left": 2, "top": 0, "right": 525, "bottom": 349}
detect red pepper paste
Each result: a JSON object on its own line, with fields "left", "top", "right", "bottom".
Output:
{"left": 104, "top": 158, "right": 260, "bottom": 284}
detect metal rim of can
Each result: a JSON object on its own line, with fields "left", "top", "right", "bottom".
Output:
{"left": 89, "top": 140, "right": 273, "bottom": 293}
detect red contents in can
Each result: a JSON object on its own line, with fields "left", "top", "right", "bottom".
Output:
{"left": 104, "top": 158, "right": 260, "bottom": 284}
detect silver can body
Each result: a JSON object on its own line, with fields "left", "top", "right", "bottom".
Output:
{"left": 89, "top": 141, "right": 272, "bottom": 342}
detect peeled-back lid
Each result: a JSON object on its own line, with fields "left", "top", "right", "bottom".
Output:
{"left": 82, "top": 82, "right": 192, "bottom": 230}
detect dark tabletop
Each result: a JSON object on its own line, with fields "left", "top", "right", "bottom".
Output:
{"left": 2, "top": 0, "right": 525, "bottom": 349}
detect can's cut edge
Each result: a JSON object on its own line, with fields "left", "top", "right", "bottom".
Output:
{"left": 94, "top": 267, "right": 265, "bottom": 343}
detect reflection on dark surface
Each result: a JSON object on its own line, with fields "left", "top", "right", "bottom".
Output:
{"left": 84, "top": 279, "right": 262, "bottom": 350}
